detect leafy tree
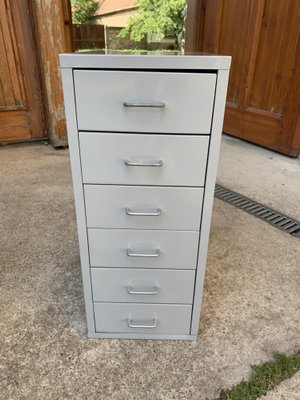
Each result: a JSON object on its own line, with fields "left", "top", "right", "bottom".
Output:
{"left": 71, "top": 0, "right": 98, "bottom": 24}
{"left": 119, "top": 0, "right": 186, "bottom": 49}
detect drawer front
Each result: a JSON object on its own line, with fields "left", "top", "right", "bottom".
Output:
{"left": 88, "top": 229, "right": 199, "bottom": 269}
{"left": 94, "top": 303, "right": 192, "bottom": 334}
{"left": 74, "top": 70, "right": 216, "bottom": 134}
{"left": 84, "top": 185, "right": 203, "bottom": 230}
{"left": 91, "top": 268, "right": 195, "bottom": 304}
{"left": 79, "top": 133, "right": 209, "bottom": 186}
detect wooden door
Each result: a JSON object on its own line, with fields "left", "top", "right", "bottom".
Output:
{"left": 0, "top": 0, "right": 46, "bottom": 142}
{"left": 186, "top": 0, "right": 300, "bottom": 157}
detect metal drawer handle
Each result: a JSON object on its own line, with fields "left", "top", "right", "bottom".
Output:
{"left": 127, "top": 248, "right": 160, "bottom": 257}
{"left": 127, "top": 284, "right": 159, "bottom": 296}
{"left": 126, "top": 207, "right": 161, "bottom": 217}
{"left": 124, "top": 160, "right": 163, "bottom": 167}
{"left": 128, "top": 313, "right": 158, "bottom": 329}
{"left": 123, "top": 102, "right": 165, "bottom": 108}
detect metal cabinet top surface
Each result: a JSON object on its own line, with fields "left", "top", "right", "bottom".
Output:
{"left": 59, "top": 52, "right": 231, "bottom": 70}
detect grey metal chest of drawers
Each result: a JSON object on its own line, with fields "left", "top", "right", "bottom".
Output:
{"left": 60, "top": 53, "right": 231, "bottom": 340}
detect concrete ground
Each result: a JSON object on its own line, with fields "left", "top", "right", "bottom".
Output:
{"left": 0, "top": 136, "right": 299, "bottom": 400}
{"left": 218, "top": 135, "right": 300, "bottom": 220}
{"left": 259, "top": 370, "right": 300, "bottom": 400}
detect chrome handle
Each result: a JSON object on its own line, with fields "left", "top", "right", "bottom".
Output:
{"left": 127, "top": 248, "right": 160, "bottom": 257}
{"left": 127, "top": 284, "right": 159, "bottom": 296}
{"left": 126, "top": 207, "right": 161, "bottom": 217}
{"left": 128, "top": 313, "right": 158, "bottom": 329}
{"left": 123, "top": 102, "right": 165, "bottom": 108}
{"left": 124, "top": 160, "right": 163, "bottom": 167}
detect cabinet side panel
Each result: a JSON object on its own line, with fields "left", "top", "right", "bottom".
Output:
{"left": 191, "top": 69, "right": 230, "bottom": 335}
{"left": 60, "top": 68, "right": 95, "bottom": 334}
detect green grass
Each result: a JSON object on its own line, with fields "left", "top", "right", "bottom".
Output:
{"left": 218, "top": 353, "right": 300, "bottom": 400}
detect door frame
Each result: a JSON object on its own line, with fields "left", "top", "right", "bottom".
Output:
{"left": 0, "top": 0, "right": 47, "bottom": 142}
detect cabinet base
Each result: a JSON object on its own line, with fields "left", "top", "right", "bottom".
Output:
{"left": 88, "top": 331, "right": 197, "bottom": 341}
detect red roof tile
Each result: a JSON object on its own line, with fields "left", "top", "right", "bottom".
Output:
{"left": 97, "top": 0, "right": 138, "bottom": 16}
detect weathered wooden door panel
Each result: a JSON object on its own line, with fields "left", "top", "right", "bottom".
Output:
{"left": 0, "top": 0, "right": 46, "bottom": 142}
{"left": 186, "top": 0, "right": 300, "bottom": 156}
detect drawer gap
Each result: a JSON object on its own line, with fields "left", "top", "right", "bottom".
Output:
{"left": 79, "top": 130, "right": 211, "bottom": 136}
{"left": 73, "top": 68, "right": 218, "bottom": 74}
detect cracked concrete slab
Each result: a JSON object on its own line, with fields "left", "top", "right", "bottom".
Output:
{"left": 0, "top": 138, "right": 299, "bottom": 400}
